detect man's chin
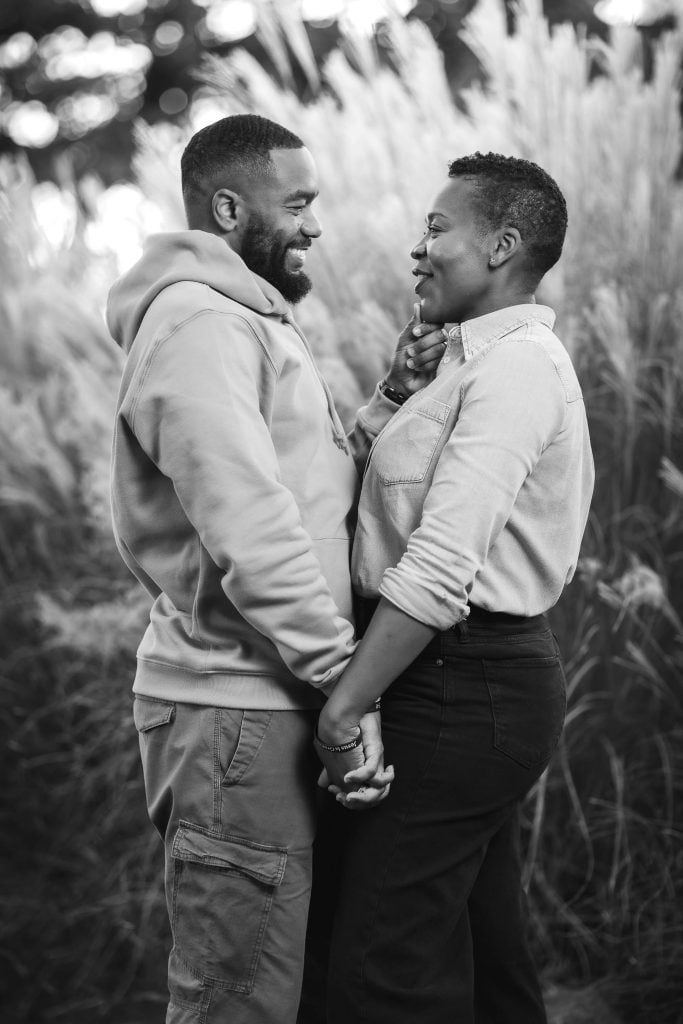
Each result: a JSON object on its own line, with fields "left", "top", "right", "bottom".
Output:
{"left": 277, "top": 271, "right": 313, "bottom": 305}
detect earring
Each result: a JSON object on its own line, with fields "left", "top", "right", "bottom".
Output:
{"left": 488, "top": 257, "right": 496, "bottom": 267}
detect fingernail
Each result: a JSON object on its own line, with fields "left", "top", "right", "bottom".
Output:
{"left": 412, "top": 327, "right": 421, "bottom": 337}
{"left": 406, "top": 358, "right": 415, "bottom": 369}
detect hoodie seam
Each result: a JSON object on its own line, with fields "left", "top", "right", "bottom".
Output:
{"left": 128, "top": 309, "right": 278, "bottom": 428}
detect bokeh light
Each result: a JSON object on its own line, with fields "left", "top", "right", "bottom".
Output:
{"left": 0, "top": 33, "right": 37, "bottom": 70}
{"left": 201, "top": 0, "right": 258, "bottom": 42}
{"left": 3, "top": 101, "right": 60, "bottom": 147}
{"left": 83, "top": 182, "right": 164, "bottom": 270}
{"left": 88, "top": 0, "right": 148, "bottom": 16}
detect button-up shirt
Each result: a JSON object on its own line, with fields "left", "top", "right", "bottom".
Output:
{"left": 349, "top": 304, "right": 595, "bottom": 629}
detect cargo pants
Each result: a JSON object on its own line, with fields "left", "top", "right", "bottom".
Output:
{"left": 134, "top": 698, "right": 320, "bottom": 1024}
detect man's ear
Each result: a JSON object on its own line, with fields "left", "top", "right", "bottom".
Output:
{"left": 488, "top": 226, "right": 522, "bottom": 269}
{"left": 212, "top": 188, "right": 242, "bottom": 234}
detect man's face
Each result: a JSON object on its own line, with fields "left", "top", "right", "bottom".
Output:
{"left": 238, "top": 147, "right": 321, "bottom": 304}
{"left": 411, "top": 176, "right": 493, "bottom": 325}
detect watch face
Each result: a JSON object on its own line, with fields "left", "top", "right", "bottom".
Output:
{"left": 381, "top": 381, "right": 408, "bottom": 405}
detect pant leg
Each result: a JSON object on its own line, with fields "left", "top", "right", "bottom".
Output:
{"left": 134, "top": 697, "right": 319, "bottom": 1024}
{"left": 470, "top": 812, "right": 547, "bottom": 1024}
{"left": 325, "top": 622, "right": 565, "bottom": 1024}
{"left": 297, "top": 791, "right": 348, "bottom": 1024}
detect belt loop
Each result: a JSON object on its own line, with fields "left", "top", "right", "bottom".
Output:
{"left": 456, "top": 617, "right": 469, "bottom": 641}
{"left": 435, "top": 633, "right": 445, "bottom": 667}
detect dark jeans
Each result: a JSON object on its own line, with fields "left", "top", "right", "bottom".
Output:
{"left": 299, "top": 607, "right": 566, "bottom": 1024}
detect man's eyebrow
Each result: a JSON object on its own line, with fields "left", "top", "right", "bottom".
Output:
{"left": 285, "top": 189, "right": 319, "bottom": 202}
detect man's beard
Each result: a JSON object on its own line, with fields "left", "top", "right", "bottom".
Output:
{"left": 240, "top": 215, "right": 313, "bottom": 304}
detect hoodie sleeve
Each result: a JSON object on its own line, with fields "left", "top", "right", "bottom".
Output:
{"left": 347, "top": 384, "right": 401, "bottom": 474}
{"left": 128, "top": 309, "right": 355, "bottom": 689}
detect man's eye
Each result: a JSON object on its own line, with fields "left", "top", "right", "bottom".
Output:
{"left": 427, "top": 223, "right": 440, "bottom": 234}
{"left": 288, "top": 206, "right": 306, "bottom": 214}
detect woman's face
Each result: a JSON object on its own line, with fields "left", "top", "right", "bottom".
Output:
{"left": 411, "top": 176, "right": 494, "bottom": 325}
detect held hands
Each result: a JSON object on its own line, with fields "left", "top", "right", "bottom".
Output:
{"left": 315, "top": 710, "right": 394, "bottom": 811}
{"left": 384, "top": 303, "right": 447, "bottom": 397}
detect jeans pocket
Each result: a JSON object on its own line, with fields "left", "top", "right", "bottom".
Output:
{"left": 484, "top": 655, "right": 567, "bottom": 769}
{"left": 220, "top": 709, "right": 273, "bottom": 786}
{"left": 170, "top": 821, "right": 287, "bottom": 996}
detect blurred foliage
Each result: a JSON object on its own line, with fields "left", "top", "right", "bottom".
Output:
{"left": 0, "top": 0, "right": 614, "bottom": 185}
{"left": 1, "top": 1, "right": 683, "bottom": 1022}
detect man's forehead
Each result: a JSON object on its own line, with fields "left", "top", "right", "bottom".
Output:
{"left": 266, "top": 146, "right": 319, "bottom": 197}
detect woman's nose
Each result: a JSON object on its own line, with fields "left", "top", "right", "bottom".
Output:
{"left": 410, "top": 237, "right": 426, "bottom": 260}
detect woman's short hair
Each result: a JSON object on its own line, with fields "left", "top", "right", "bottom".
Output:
{"left": 449, "top": 152, "right": 568, "bottom": 286}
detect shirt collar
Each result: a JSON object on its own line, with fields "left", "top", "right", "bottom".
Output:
{"left": 446, "top": 304, "right": 556, "bottom": 362}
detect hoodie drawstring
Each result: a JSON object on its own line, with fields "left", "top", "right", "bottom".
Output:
{"left": 282, "top": 312, "right": 349, "bottom": 453}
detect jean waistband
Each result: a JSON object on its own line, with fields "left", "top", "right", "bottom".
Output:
{"left": 421, "top": 608, "right": 550, "bottom": 660}
{"left": 354, "top": 596, "right": 547, "bottom": 642}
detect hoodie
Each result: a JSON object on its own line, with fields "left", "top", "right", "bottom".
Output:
{"left": 107, "top": 230, "right": 358, "bottom": 709}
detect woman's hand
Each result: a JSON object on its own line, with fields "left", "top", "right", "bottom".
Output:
{"left": 315, "top": 709, "right": 394, "bottom": 810}
{"left": 385, "top": 303, "right": 447, "bottom": 397}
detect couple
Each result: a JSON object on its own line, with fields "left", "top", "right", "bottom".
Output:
{"left": 107, "top": 114, "right": 594, "bottom": 1024}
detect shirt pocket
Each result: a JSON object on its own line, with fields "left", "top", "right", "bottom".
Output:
{"left": 374, "top": 398, "right": 450, "bottom": 486}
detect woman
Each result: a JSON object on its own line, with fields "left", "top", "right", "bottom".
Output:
{"left": 311, "top": 153, "right": 595, "bottom": 1024}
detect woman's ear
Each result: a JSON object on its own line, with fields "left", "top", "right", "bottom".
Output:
{"left": 488, "top": 226, "right": 522, "bottom": 268}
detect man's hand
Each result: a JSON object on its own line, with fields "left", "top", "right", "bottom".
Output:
{"left": 316, "top": 711, "right": 394, "bottom": 811}
{"left": 384, "top": 303, "right": 447, "bottom": 397}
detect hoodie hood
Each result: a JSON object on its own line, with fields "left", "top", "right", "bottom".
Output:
{"left": 106, "top": 230, "right": 290, "bottom": 353}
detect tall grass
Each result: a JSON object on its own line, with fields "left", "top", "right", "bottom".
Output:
{"left": 2, "top": 2, "right": 682, "bottom": 1021}
{"left": 0, "top": 160, "right": 165, "bottom": 1021}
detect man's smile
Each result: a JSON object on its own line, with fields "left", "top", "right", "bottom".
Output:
{"left": 286, "top": 246, "right": 310, "bottom": 271}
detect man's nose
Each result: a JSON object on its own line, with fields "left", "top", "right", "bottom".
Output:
{"left": 302, "top": 209, "right": 322, "bottom": 238}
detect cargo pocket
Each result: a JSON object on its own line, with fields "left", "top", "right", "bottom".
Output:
{"left": 484, "top": 656, "right": 567, "bottom": 769}
{"left": 170, "top": 821, "right": 287, "bottom": 995}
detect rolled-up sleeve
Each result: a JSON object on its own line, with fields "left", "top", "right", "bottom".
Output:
{"left": 379, "top": 342, "right": 567, "bottom": 629}
{"left": 348, "top": 384, "right": 402, "bottom": 473}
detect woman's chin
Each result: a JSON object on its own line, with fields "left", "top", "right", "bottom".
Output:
{"left": 419, "top": 299, "right": 447, "bottom": 325}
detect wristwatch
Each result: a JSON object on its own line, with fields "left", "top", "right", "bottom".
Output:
{"left": 378, "top": 378, "right": 409, "bottom": 405}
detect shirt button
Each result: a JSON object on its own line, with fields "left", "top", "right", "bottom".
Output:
{"left": 443, "top": 356, "right": 450, "bottom": 363}
{"left": 435, "top": 658, "right": 444, "bottom": 666}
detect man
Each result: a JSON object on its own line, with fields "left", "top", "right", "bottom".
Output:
{"left": 107, "top": 114, "right": 443, "bottom": 1024}
{"left": 309, "top": 153, "right": 595, "bottom": 1022}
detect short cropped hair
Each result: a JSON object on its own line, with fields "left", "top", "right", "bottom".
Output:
{"left": 448, "top": 152, "right": 568, "bottom": 286}
{"left": 181, "top": 114, "right": 304, "bottom": 220}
